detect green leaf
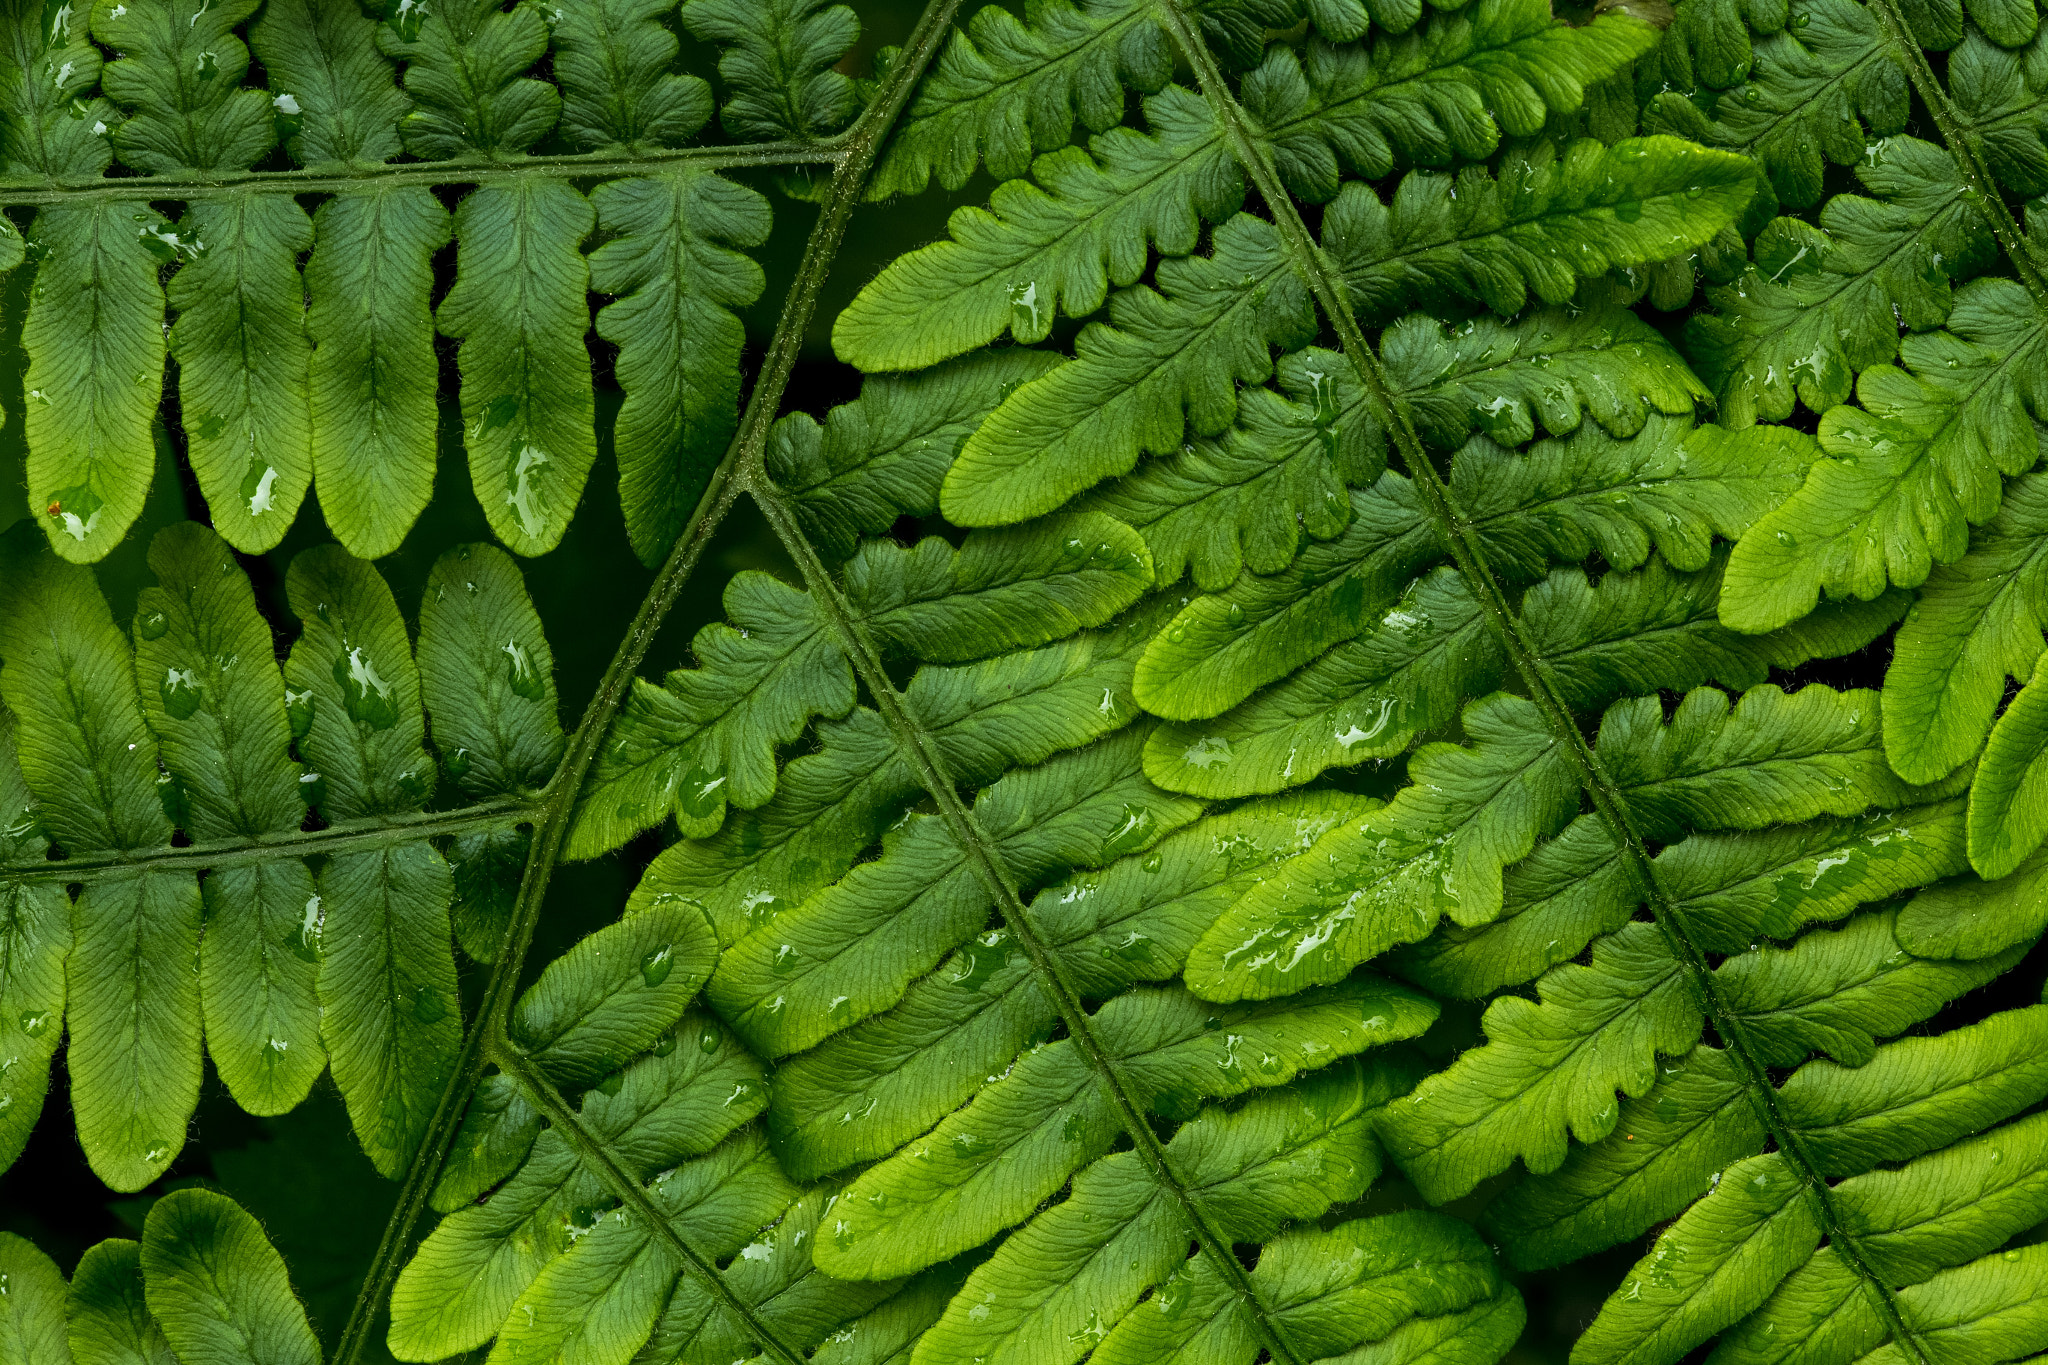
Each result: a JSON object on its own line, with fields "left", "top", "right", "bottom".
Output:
{"left": 140, "top": 1189, "right": 320, "bottom": 1365}
{"left": 200, "top": 863, "right": 325, "bottom": 1118}
{"left": 380, "top": 0, "right": 559, "bottom": 158}
{"left": 1722, "top": 279, "right": 2048, "bottom": 637}
{"left": 554, "top": 0, "right": 713, "bottom": 152}
{"left": 1189, "top": 692, "right": 1578, "bottom": 1002}
{"left": 769, "top": 351, "right": 1065, "bottom": 564}
{"left": 165, "top": 195, "right": 314, "bottom": 555}
{"left": 303, "top": 186, "right": 451, "bottom": 559}
{"left": 1573, "top": 1154, "right": 1822, "bottom": 1365}
{"left": 388, "top": 1012, "right": 766, "bottom": 1359}
{"left": 1134, "top": 473, "right": 1437, "bottom": 722}
{"left": 706, "top": 726, "right": 1200, "bottom": 1058}
{"left": 486, "top": 1128, "right": 801, "bottom": 1365}
{"left": 134, "top": 523, "right": 302, "bottom": 839}
{"left": 0, "top": 537, "right": 167, "bottom": 852}
{"left": 0, "top": 1233, "right": 70, "bottom": 1365}
{"left": 814, "top": 976, "right": 1435, "bottom": 1280}
{"left": 22, "top": 203, "right": 165, "bottom": 563}
{"left": 1486, "top": 1046, "right": 1770, "bottom": 1270}
{"left": 1326, "top": 136, "right": 1755, "bottom": 322}
{"left": 1090, "top": 1210, "right": 1500, "bottom": 1365}
{"left": 66, "top": 1240, "right": 170, "bottom": 1365}
{"left": 283, "top": 544, "right": 432, "bottom": 820}
{"left": 317, "top": 842, "right": 460, "bottom": 1178}
{"left": 912, "top": 1063, "right": 1393, "bottom": 1365}
{"left": 440, "top": 178, "right": 598, "bottom": 557}
{"left": 0, "top": 3, "right": 114, "bottom": 179}
{"left": 1778, "top": 1005, "right": 2048, "bottom": 1177}
{"left": 507, "top": 900, "right": 717, "bottom": 1089}
{"left": 1145, "top": 566, "right": 1500, "bottom": 797}
{"left": 940, "top": 211, "right": 1316, "bottom": 526}
{"left": 0, "top": 879, "right": 66, "bottom": 1175}
{"left": 247, "top": 0, "right": 410, "bottom": 167}
{"left": 95, "top": 0, "right": 272, "bottom": 174}
{"left": 565, "top": 571, "right": 851, "bottom": 856}
{"left": 1379, "top": 921, "right": 1699, "bottom": 1205}
{"left": 680, "top": 0, "right": 858, "bottom": 140}
{"left": 1686, "top": 137, "right": 1989, "bottom": 425}
{"left": 1384, "top": 307, "right": 1710, "bottom": 454}
{"left": 592, "top": 170, "right": 771, "bottom": 565}
{"left": 1717, "top": 907, "right": 2023, "bottom": 1068}
{"left": 69, "top": 872, "right": 203, "bottom": 1191}
{"left": 1881, "top": 467, "right": 2048, "bottom": 785}
{"left": 1971, "top": 646, "right": 2048, "bottom": 883}
{"left": 765, "top": 791, "right": 1366, "bottom": 1181}
{"left": 416, "top": 542, "right": 564, "bottom": 798}
{"left": 630, "top": 618, "right": 1149, "bottom": 945}
{"left": 867, "top": 0, "right": 1175, "bottom": 197}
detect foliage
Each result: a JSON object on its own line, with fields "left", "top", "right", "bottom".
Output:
{"left": 4, "top": 1, "right": 2048, "bottom": 1365}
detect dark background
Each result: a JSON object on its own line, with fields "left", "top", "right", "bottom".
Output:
{"left": 1, "top": 3, "right": 2038, "bottom": 1363}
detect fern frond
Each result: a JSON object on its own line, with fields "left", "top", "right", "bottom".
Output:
{"left": 0, "top": 526, "right": 558, "bottom": 1189}
{"left": 1655, "top": 0, "right": 1903, "bottom": 211}
{"left": 1684, "top": 135, "right": 1992, "bottom": 424}
{"left": 842, "top": 4, "right": 1659, "bottom": 371}
{"left": 554, "top": 0, "right": 714, "bottom": 153}
{"left": 1721, "top": 278, "right": 2048, "bottom": 635}
{"left": 681, "top": 0, "right": 859, "bottom": 141}
{"left": 568, "top": 513, "right": 1151, "bottom": 856}
{"left": 17, "top": 1190, "right": 324, "bottom": 1365}
{"left": 379, "top": 0, "right": 560, "bottom": 159}
{"left": 869, "top": 0, "right": 1180, "bottom": 196}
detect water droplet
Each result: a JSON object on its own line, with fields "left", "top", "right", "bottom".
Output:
{"left": 136, "top": 608, "right": 168, "bottom": 640}
{"left": 639, "top": 944, "right": 675, "bottom": 988}
{"left": 142, "top": 1139, "right": 174, "bottom": 1165}
{"left": 17, "top": 1010, "right": 49, "bottom": 1039}
{"left": 285, "top": 687, "right": 314, "bottom": 738}
{"left": 1099, "top": 802, "right": 1155, "bottom": 863}
{"left": 298, "top": 770, "right": 326, "bottom": 809}
{"left": 678, "top": 763, "right": 726, "bottom": 821}
{"left": 333, "top": 646, "right": 399, "bottom": 729}
{"left": 1225, "top": 602, "right": 1245, "bottom": 627}
{"left": 444, "top": 746, "right": 471, "bottom": 779}
{"left": 502, "top": 640, "right": 545, "bottom": 700}
{"left": 699, "top": 1026, "right": 720, "bottom": 1054}
{"left": 160, "top": 667, "right": 201, "bottom": 720}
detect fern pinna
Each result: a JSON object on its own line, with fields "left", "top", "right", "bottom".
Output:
{"left": 1, "top": 0, "right": 2047, "bottom": 1363}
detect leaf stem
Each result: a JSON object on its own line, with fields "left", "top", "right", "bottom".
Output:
{"left": 1859, "top": 0, "right": 2048, "bottom": 301}
{"left": 744, "top": 472, "right": 1308, "bottom": 1365}
{"left": 0, "top": 141, "right": 840, "bottom": 205}
{"left": 330, "top": 5, "right": 967, "bottom": 1359}
{"left": 490, "top": 1042, "right": 808, "bottom": 1365}
{"left": 1153, "top": 1, "right": 1935, "bottom": 1359}
{"left": 0, "top": 798, "right": 535, "bottom": 885}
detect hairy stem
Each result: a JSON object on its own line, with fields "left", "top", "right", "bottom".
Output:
{"left": 1860, "top": 0, "right": 2048, "bottom": 301}
{"left": 1154, "top": 1, "right": 1934, "bottom": 1359}
{"left": 0, "top": 798, "right": 534, "bottom": 886}
{"left": 0, "top": 141, "right": 840, "bottom": 205}
{"left": 331, "top": 4, "right": 966, "bottom": 1359}
{"left": 491, "top": 1043, "right": 808, "bottom": 1365}
{"left": 744, "top": 474, "right": 1308, "bottom": 1365}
